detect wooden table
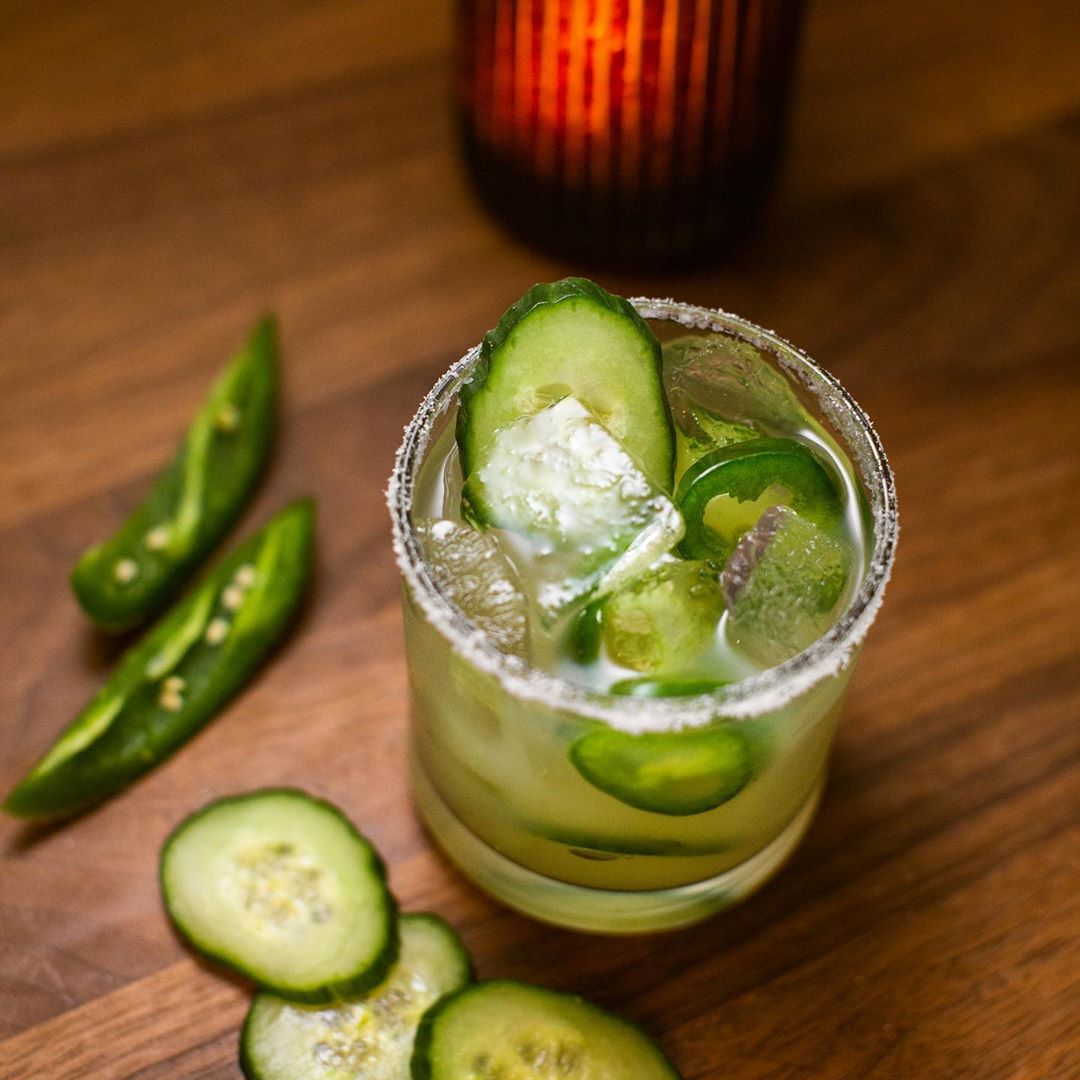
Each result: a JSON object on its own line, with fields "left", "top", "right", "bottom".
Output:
{"left": 2, "top": 2, "right": 1078, "bottom": 1076}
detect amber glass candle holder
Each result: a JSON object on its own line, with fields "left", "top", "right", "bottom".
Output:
{"left": 456, "top": 0, "right": 805, "bottom": 266}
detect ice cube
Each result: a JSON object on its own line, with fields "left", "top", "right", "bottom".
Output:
{"left": 463, "top": 397, "right": 683, "bottom": 623}
{"left": 664, "top": 333, "right": 812, "bottom": 437}
{"left": 668, "top": 382, "right": 758, "bottom": 475}
{"left": 601, "top": 560, "right": 726, "bottom": 674}
{"left": 416, "top": 518, "right": 530, "bottom": 658}
{"left": 721, "top": 506, "right": 852, "bottom": 667}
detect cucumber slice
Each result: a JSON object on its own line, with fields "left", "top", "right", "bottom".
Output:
{"left": 161, "top": 789, "right": 397, "bottom": 1003}
{"left": 675, "top": 437, "right": 843, "bottom": 561}
{"left": 570, "top": 725, "right": 752, "bottom": 816}
{"left": 241, "top": 914, "right": 471, "bottom": 1080}
{"left": 458, "top": 278, "right": 674, "bottom": 492}
{"left": 411, "top": 980, "right": 681, "bottom": 1080}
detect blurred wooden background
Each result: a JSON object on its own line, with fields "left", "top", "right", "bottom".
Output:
{"left": 1, "top": 1, "right": 1078, "bottom": 1076}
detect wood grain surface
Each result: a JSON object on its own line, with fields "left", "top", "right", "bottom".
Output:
{"left": 2, "top": 1, "right": 1079, "bottom": 1077}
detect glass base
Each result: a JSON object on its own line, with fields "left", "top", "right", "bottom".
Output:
{"left": 412, "top": 762, "right": 824, "bottom": 934}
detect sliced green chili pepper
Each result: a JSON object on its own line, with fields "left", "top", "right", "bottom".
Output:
{"left": 609, "top": 677, "right": 730, "bottom": 698}
{"left": 566, "top": 599, "right": 604, "bottom": 664}
{"left": 4, "top": 499, "right": 315, "bottom": 821}
{"left": 569, "top": 724, "right": 752, "bottom": 816}
{"left": 674, "top": 437, "right": 842, "bottom": 561}
{"left": 71, "top": 317, "right": 278, "bottom": 631}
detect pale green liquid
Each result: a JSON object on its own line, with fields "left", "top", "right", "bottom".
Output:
{"left": 405, "top": 327, "right": 871, "bottom": 913}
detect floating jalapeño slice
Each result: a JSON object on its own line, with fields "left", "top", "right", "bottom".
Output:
{"left": 675, "top": 437, "right": 843, "bottom": 561}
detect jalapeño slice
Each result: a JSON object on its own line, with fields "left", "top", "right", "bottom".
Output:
{"left": 569, "top": 724, "right": 752, "bottom": 816}
{"left": 675, "top": 437, "right": 842, "bottom": 561}
{"left": 609, "top": 677, "right": 730, "bottom": 698}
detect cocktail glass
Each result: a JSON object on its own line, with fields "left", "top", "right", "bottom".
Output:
{"left": 389, "top": 299, "right": 898, "bottom": 933}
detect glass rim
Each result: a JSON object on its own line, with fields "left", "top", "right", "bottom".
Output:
{"left": 388, "top": 297, "right": 899, "bottom": 732}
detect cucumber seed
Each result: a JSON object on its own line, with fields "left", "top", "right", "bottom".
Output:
{"left": 204, "top": 617, "right": 230, "bottom": 646}
{"left": 231, "top": 843, "right": 335, "bottom": 928}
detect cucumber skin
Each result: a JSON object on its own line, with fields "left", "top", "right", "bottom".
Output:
{"left": 410, "top": 979, "right": 683, "bottom": 1080}
{"left": 456, "top": 278, "right": 674, "bottom": 491}
{"left": 392, "top": 913, "right": 476, "bottom": 986}
{"left": 163, "top": 788, "right": 399, "bottom": 1005}
{"left": 239, "top": 913, "right": 474, "bottom": 1080}
{"left": 3, "top": 500, "right": 315, "bottom": 821}
{"left": 71, "top": 316, "right": 278, "bottom": 632}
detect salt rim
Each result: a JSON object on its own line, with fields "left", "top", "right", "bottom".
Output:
{"left": 387, "top": 298, "right": 898, "bottom": 732}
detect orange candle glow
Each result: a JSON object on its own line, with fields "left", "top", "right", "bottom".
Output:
{"left": 456, "top": 0, "right": 805, "bottom": 265}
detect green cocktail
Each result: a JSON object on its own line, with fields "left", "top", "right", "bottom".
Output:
{"left": 390, "top": 282, "right": 897, "bottom": 933}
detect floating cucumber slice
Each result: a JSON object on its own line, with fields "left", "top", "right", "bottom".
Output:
{"left": 416, "top": 519, "right": 529, "bottom": 658}
{"left": 464, "top": 397, "right": 683, "bottom": 623}
{"left": 160, "top": 789, "right": 397, "bottom": 1003}
{"left": 675, "top": 437, "right": 842, "bottom": 561}
{"left": 71, "top": 317, "right": 278, "bottom": 631}
{"left": 457, "top": 277, "right": 674, "bottom": 491}
{"left": 570, "top": 725, "right": 752, "bottom": 816}
{"left": 722, "top": 505, "right": 853, "bottom": 667}
{"left": 411, "top": 980, "right": 682, "bottom": 1080}
{"left": 609, "top": 677, "right": 729, "bottom": 698}
{"left": 599, "top": 560, "right": 725, "bottom": 674}
{"left": 241, "top": 914, "right": 471, "bottom": 1080}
